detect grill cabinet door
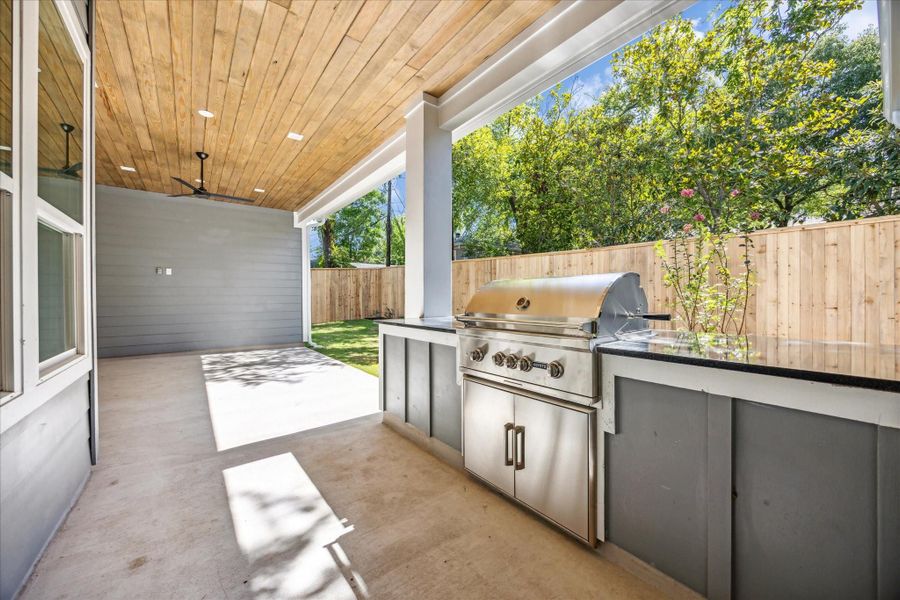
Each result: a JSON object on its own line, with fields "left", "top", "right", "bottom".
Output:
{"left": 463, "top": 379, "right": 515, "bottom": 496}
{"left": 513, "top": 394, "right": 593, "bottom": 541}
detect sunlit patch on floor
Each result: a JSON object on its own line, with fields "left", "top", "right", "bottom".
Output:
{"left": 223, "top": 453, "right": 368, "bottom": 599}
{"left": 201, "top": 347, "right": 380, "bottom": 451}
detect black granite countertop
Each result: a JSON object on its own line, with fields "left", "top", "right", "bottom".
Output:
{"left": 376, "top": 317, "right": 461, "bottom": 333}
{"left": 597, "top": 331, "right": 900, "bottom": 393}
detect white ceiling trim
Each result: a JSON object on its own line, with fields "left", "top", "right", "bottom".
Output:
{"left": 295, "top": 0, "right": 692, "bottom": 224}
{"left": 294, "top": 132, "right": 406, "bottom": 226}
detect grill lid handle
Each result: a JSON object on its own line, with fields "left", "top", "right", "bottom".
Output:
{"left": 640, "top": 313, "right": 672, "bottom": 321}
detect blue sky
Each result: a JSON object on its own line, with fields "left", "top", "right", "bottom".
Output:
{"left": 561, "top": 0, "right": 878, "bottom": 110}
{"left": 314, "top": 1, "right": 878, "bottom": 258}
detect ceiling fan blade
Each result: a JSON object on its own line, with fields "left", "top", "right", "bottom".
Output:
{"left": 168, "top": 193, "right": 196, "bottom": 198}
{"left": 38, "top": 166, "right": 80, "bottom": 180}
{"left": 206, "top": 191, "right": 255, "bottom": 203}
{"left": 171, "top": 176, "right": 203, "bottom": 193}
{"left": 62, "top": 162, "right": 82, "bottom": 175}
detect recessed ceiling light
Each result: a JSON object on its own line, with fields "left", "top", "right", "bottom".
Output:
{"left": 120, "top": 165, "right": 136, "bottom": 172}
{"left": 198, "top": 109, "right": 214, "bottom": 118}
{"left": 253, "top": 188, "right": 265, "bottom": 193}
{"left": 287, "top": 131, "right": 304, "bottom": 141}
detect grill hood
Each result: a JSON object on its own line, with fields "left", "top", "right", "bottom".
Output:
{"left": 457, "top": 272, "right": 655, "bottom": 340}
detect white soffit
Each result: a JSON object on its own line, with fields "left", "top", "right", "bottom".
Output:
{"left": 295, "top": 0, "right": 692, "bottom": 224}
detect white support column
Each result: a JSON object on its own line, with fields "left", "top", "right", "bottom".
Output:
{"left": 300, "top": 224, "right": 312, "bottom": 343}
{"left": 404, "top": 93, "right": 452, "bottom": 318}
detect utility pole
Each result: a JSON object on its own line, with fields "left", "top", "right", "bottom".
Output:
{"left": 385, "top": 179, "right": 393, "bottom": 266}
{"left": 322, "top": 219, "right": 334, "bottom": 267}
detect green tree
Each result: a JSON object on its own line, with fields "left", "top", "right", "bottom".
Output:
{"left": 452, "top": 117, "right": 517, "bottom": 256}
{"left": 316, "top": 189, "right": 386, "bottom": 267}
{"left": 613, "top": 0, "right": 870, "bottom": 229}
{"left": 448, "top": 0, "right": 895, "bottom": 256}
{"left": 387, "top": 216, "right": 406, "bottom": 265}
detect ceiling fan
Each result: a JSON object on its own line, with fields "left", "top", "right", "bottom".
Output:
{"left": 170, "top": 151, "right": 254, "bottom": 203}
{"left": 38, "top": 122, "right": 82, "bottom": 179}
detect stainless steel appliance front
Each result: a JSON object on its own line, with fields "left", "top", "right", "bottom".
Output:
{"left": 457, "top": 273, "right": 662, "bottom": 547}
{"left": 458, "top": 328, "right": 597, "bottom": 405}
{"left": 462, "top": 376, "right": 596, "bottom": 545}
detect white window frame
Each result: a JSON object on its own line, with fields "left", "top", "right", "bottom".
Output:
{"left": 2, "top": 0, "right": 93, "bottom": 430}
{"left": 35, "top": 201, "right": 85, "bottom": 377}
{"left": 0, "top": 2, "right": 22, "bottom": 405}
{"left": 29, "top": 0, "right": 89, "bottom": 382}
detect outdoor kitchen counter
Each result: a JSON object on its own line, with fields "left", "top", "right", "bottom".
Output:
{"left": 375, "top": 317, "right": 461, "bottom": 334}
{"left": 377, "top": 318, "right": 462, "bottom": 462}
{"left": 596, "top": 332, "right": 900, "bottom": 599}
{"left": 597, "top": 330, "right": 900, "bottom": 393}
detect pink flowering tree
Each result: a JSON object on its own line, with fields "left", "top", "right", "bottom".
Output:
{"left": 655, "top": 207, "right": 757, "bottom": 334}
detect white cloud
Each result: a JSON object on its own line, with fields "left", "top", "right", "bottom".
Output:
{"left": 570, "top": 73, "right": 611, "bottom": 110}
{"left": 840, "top": 0, "right": 878, "bottom": 39}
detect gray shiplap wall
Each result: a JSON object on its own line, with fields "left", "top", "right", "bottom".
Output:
{"left": 0, "top": 376, "right": 91, "bottom": 600}
{"left": 96, "top": 186, "right": 302, "bottom": 358}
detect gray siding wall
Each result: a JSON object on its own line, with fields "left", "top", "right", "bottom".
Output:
{"left": 0, "top": 376, "right": 91, "bottom": 600}
{"left": 96, "top": 186, "right": 302, "bottom": 358}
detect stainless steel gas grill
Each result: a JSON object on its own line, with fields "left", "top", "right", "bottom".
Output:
{"left": 455, "top": 272, "right": 666, "bottom": 545}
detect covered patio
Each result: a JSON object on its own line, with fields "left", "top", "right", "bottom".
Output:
{"left": 2, "top": 1, "right": 899, "bottom": 599}
{"left": 19, "top": 347, "right": 667, "bottom": 600}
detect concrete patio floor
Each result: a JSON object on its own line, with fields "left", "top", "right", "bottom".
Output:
{"left": 20, "top": 346, "right": 671, "bottom": 599}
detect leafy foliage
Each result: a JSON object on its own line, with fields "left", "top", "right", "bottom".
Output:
{"left": 655, "top": 223, "right": 756, "bottom": 334}
{"left": 316, "top": 188, "right": 406, "bottom": 267}
{"left": 327, "top": 0, "right": 896, "bottom": 263}
{"left": 450, "top": 0, "right": 897, "bottom": 256}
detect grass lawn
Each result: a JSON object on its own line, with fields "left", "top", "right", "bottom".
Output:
{"left": 310, "top": 319, "right": 380, "bottom": 376}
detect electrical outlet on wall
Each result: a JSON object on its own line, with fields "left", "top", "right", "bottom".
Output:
{"left": 155, "top": 267, "right": 163, "bottom": 275}
{"left": 165, "top": 267, "right": 173, "bottom": 275}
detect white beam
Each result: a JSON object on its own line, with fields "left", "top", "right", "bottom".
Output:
{"left": 300, "top": 224, "right": 312, "bottom": 343}
{"left": 439, "top": 0, "right": 691, "bottom": 140}
{"left": 293, "top": 0, "right": 688, "bottom": 224}
{"left": 294, "top": 133, "right": 405, "bottom": 224}
{"left": 404, "top": 94, "right": 452, "bottom": 318}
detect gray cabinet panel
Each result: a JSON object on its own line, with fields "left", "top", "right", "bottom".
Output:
{"left": 383, "top": 335, "right": 405, "bottom": 419}
{"left": 406, "top": 340, "right": 430, "bottom": 434}
{"left": 430, "top": 343, "right": 461, "bottom": 450}
{"left": 606, "top": 377, "right": 709, "bottom": 595}
{"left": 878, "top": 426, "right": 900, "bottom": 599}
{"left": 733, "top": 400, "right": 877, "bottom": 600}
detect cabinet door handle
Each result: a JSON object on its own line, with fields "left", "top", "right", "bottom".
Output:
{"left": 504, "top": 422, "right": 515, "bottom": 466}
{"left": 514, "top": 425, "right": 525, "bottom": 470}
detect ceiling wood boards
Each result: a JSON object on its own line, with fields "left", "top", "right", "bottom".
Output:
{"left": 94, "top": 0, "right": 558, "bottom": 210}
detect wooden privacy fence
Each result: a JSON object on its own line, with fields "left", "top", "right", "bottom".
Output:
{"left": 312, "top": 215, "right": 900, "bottom": 348}
{"left": 311, "top": 266, "right": 404, "bottom": 324}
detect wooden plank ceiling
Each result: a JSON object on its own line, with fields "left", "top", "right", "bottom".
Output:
{"left": 94, "top": 0, "right": 558, "bottom": 211}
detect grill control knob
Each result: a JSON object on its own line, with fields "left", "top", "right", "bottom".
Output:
{"left": 518, "top": 357, "right": 533, "bottom": 372}
{"left": 548, "top": 361, "right": 564, "bottom": 379}
{"left": 505, "top": 354, "right": 520, "bottom": 369}
{"left": 492, "top": 352, "right": 507, "bottom": 367}
{"left": 469, "top": 348, "right": 485, "bottom": 362}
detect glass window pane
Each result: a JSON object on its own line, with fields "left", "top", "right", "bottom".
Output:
{"left": 1, "top": 189, "right": 11, "bottom": 389}
{"left": 0, "top": 0, "right": 12, "bottom": 178}
{"left": 38, "top": 0, "right": 83, "bottom": 224}
{"left": 38, "top": 222, "right": 75, "bottom": 362}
